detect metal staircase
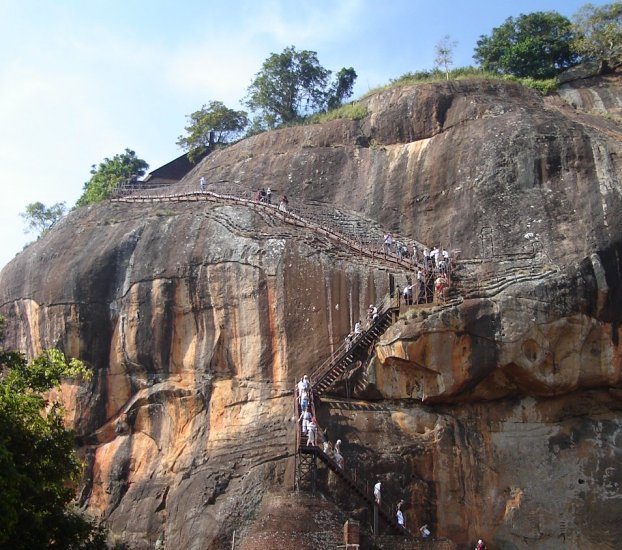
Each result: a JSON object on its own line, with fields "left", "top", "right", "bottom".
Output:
{"left": 294, "top": 384, "right": 408, "bottom": 536}
{"left": 311, "top": 293, "right": 399, "bottom": 398}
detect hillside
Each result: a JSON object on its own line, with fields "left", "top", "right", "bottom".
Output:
{"left": 1, "top": 72, "right": 621, "bottom": 549}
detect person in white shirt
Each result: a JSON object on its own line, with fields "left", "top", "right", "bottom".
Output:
{"left": 374, "top": 481, "right": 381, "bottom": 505}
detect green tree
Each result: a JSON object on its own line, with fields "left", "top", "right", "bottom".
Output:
{"left": 0, "top": 319, "right": 104, "bottom": 549}
{"left": 176, "top": 100, "right": 248, "bottom": 162}
{"left": 76, "top": 149, "right": 148, "bottom": 207}
{"left": 326, "top": 67, "right": 358, "bottom": 110}
{"left": 435, "top": 35, "right": 458, "bottom": 80}
{"left": 474, "top": 11, "right": 580, "bottom": 78}
{"left": 573, "top": 2, "right": 622, "bottom": 72}
{"left": 246, "top": 46, "right": 357, "bottom": 128}
{"left": 20, "top": 201, "right": 66, "bottom": 237}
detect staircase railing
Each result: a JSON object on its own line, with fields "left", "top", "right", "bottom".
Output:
{"left": 310, "top": 293, "right": 399, "bottom": 396}
{"left": 295, "top": 383, "right": 408, "bottom": 536}
{"left": 111, "top": 189, "right": 452, "bottom": 283}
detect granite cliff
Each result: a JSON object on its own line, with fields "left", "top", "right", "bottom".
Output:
{"left": 0, "top": 71, "right": 621, "bottom": 549}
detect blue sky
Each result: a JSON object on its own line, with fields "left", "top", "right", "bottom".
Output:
{"left": 0, "top": 0, "right": 607, "bottom": 268}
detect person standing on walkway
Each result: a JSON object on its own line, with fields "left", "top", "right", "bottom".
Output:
{"left": 306, "top": 416, "right": 318, "bottom": 446}
{"left": 266, "top": 187, "right": 272, "bottom": 204}
{"left": 374, "top": 481, "right": 381, "bottom": 505}
{"left": 334, "top": 439, "right": 344, "bottom": 469}
{"left": 396, "top": 501, "right": 405, "bottom": 527}
{"left": 299, "top": 407, "right": 311, "bottom": 435}
{"left": 279, "top": 195, "right": 288, "bottom": 212}
{"left": 383, "top": 233, "right": 392, "bottom": 254}
{"left": 299, "top": 388, "right": 309, "bottom": 411}
{"left": 199, "top": 176, "right": 206, "bottom": 192}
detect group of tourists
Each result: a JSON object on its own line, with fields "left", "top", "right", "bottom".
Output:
{"left": 399, "top": 244, "right": 452, "bottom": 305}
{"left": 254, "top": 186, "right": 289, "bottom": 212}
{"left": 297, "top": 375, "right": 318, "bottom": 446}
{"left": 255, "top": 187, "right": 273, "bottom": 203}
{"left": 220, "top": 180, "right": 466, "bottom": 543}
{"left": 343, "top": 303, "right": 381, "bottom": 348}
{"left": 196, "top": 178, "right": 451, "bottom": 306}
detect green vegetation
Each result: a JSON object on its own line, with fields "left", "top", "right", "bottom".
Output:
{"left": 180, "top": 4, "right": 622, "bottom": 141}
{"left": 20, "top": 201, "right": 66, "bottom": 238}
{"left": 573, "top": 2, "right": 622, "bottom": 72}
{"left": 244, "top": 46, "right": 357, "bottom": 130}
{"left": 505, "top": 76, "right": 558, "bottom": 94}
{"left": 65, "top": 4, "right": 620, "bottom": 209}
{"left": 474, "top": 11, "right": 579, "bottom": 78}
{"left": 326, "top": 67, "right": 358, "bottom": 111}
{"left": 361, "top": 66, "right": 559, "bottom": 96}
{"left": 0, "top": 318, "right": 106, "bottom": 549}
{"left": 176, "top": 101, "right": 248, "bottom": 162}
{"left": 76, "top": 149, "right": 148, "bottom": 207}
{"left": 309, "top": 102, "right": 368, "bottom": 124}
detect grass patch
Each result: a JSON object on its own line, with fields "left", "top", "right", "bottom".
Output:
{"left": 309, "top": 102, "right": 369, "bottom": 123}
{"left": 504, "top": 75, "right": 558, "bottom": 94}
{"left": 359, "top": 66, "right": 559, "bottom": 98}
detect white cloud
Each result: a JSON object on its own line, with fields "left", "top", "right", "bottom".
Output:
{"left": 164, "top": 0, "right": 365, "bottom": 107}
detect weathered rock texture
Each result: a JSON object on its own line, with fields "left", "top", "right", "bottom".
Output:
{"left": 1, "top": 70, "right": 622, "bottom": 549}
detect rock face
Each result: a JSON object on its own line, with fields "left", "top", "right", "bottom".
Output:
{"left": 1, "top": 72, "right": 622, "bottom": 549}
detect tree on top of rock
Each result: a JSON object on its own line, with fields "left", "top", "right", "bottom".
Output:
{"left": 245, "top": 45, "right": 357, "bottom": 129}
{"left": 435, "top": 35, "right": 458, "bottom": 80}
{"left": 20, "top": 201, "right": 66, "bottom": 238}
{"left": 76, "top": 148, "right": 148, "bottom": 207}
{"left": 474, "top": 11, "right": 580, "bottom": 78}
{"left": 176, "top": 101, "right": 249, "bottom": 163}
{"left": 572, "top": 2, "right": 622, "bottom": 73}
{"left": 326, "top": 67, "right": 358, "bottom": 111}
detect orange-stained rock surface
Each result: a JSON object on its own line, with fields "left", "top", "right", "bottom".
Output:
{"left": 1, "top": 70, "right": 622, "bottom": 549}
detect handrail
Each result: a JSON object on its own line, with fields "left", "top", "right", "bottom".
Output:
{"left": 295, "top": 382, "right": 406, "bottom": 536}
{"left": 310, "top": 297, "right": 396, "bottom": 391}
{"left": 111, "top": 189, "right": 454, "bottom": 291}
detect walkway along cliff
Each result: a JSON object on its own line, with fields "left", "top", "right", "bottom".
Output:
{"left": 1, "top": 74, "right": 622, "bottom": 549}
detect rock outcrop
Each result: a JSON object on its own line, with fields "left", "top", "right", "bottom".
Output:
{"left": 1, "top": 71, "right": 621, "bottom": 549}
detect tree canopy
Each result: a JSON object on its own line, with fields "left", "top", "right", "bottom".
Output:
{"left": 0, "top": 319, "right": 105, "bottom": 549}
{"left": 326, "top": 67, "right": 358, "bottom": 111}
{"left": 573, "top": 2, "right": 622, "bottom": 72}
{"left": 474, "top": 11, "right": 580, "bottom": 78}
{"left": 76, "top": 148, "right": 148, "bottom": 207}
{"left": 20, "top": 201, "right": 66, "bottom": 238}
{"left": 246, "top": 46, "right": 357, "bottom": 128}
{"left": 176, "top": 101, "right": 248, "bottom": 162}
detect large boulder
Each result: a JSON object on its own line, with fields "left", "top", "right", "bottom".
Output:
{"left": 1, "top": 74, "right": 621, "bottom": 549}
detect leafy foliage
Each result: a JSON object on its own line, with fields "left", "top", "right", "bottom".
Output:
{"left": 20, "top": 201, "right": 66, "bottom": 237}
{"left": 434, "top": 35, "right": 458, "bottom": 80}
{"left": 0, "top": 318, "right": 104, "bottom": 549}
{"left": 76, "top": 149, "right": 148, "bottom": 207}
{"left": 573, "top": 2, "right": 622, "bottom": 71}
{"left": 245, "top": 45, "right": 357, "bottom": 129}
{"left": 326, "top": 67, "right": 358, "bottom": 110}
{"left": 176, "top": 101, "right": 248, "bottom": 162}
{"left": 474, "top": 11, "right": 580, "bottom": 78}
